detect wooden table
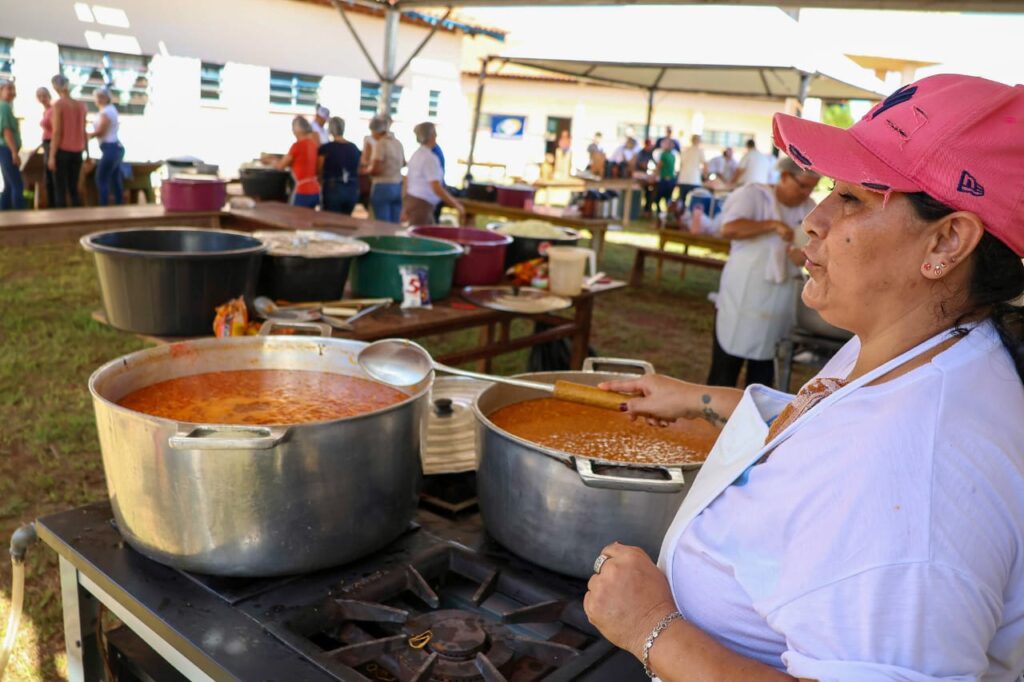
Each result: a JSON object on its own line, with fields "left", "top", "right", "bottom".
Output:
{"left": 93, "top": 280, "right": 626, "bottom": 372}
{"left": 533, "top": 176, "right": 644, "bottom": 227}
{"left": 461, "top": 199, "right": 615, "bottom": 264}
{"left": 0, "top": 201, "right": 403, "bottom": 247}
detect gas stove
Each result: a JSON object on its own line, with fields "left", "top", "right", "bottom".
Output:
{"left": 37, "top": 479, "right": 645, "bottom": 682}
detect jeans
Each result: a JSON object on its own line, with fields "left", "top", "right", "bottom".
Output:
{"left": 53, "top": 149, "right": 84, "bottom": 208}
{"left": 321, "top": 179, "right": 358, "bottom": 215}
{"left": 291, "top": 192, "right": 320, "bottom": 209}
{"left": 0, "top": 145, "right": 24, "bottom": 210}
{"left": 654, "top": 179, "right": 676, "bottom": 211}
{"left": 371, "top": 182, "right": 403, "bottom": 223}
{"left": 706, "top": 320, "right": 775, "bottom": 388}
{"left": 42, "top": 140, "right": 56, "bottom": 208}
{"left": 96, "top": 142, "right": 124, "bottom": 206}
{"left": 677, "top": 183, "right": 702, "bottom": 209}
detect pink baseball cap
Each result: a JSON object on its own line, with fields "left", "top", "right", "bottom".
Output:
{"left": 773, "top": 74, "right": 1024, "bottom": 256}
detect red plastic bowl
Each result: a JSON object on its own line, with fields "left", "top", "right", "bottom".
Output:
{"left": 496, "top": 185, "right": 536, "bottom": 210}
{"left": 162, "top": 176, "right": 228, "bottom": 212}
{"left": 409, "top": 226, "right": 513, "bottom": 286}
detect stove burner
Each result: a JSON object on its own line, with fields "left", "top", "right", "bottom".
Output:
{"left": 270, "top": 543, "right": 606, "bottom": 682}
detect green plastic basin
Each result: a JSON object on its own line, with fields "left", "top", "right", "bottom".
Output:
{"left": 351, "top": 235, "right": 464, "bottom": 302}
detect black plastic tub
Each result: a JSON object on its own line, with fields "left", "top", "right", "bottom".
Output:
{"left": 254, "top": 231, "right": 369, "bottom": 302}
{"left": 240, "top": 167, "right": 290, "bottom": 202}
{"left": 81, "top": 228, "right": 266, "bottom": 336}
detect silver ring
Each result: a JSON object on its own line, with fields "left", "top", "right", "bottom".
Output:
{"left": 593, "top": 553, "right": 610, "bottom": 575}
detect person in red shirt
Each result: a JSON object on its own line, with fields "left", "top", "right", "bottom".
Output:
{"left": 275, "top": 116, "right": 320, "bottom": 208}
{"left": 48, "top": 74, "right": 88, "bottom": 208}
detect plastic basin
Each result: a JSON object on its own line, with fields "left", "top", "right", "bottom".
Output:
{"left": 351, "top": 235, "right": 464, "bottom": 302}
{"left": 408, "top": 226, "right": 513, "bottom": 286}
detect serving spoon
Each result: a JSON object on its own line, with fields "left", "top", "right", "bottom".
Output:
{"left": 357, "top": 339, "right": 631, "bottom": 412}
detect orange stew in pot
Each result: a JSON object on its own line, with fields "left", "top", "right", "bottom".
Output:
{"left": 489, "top": 398, "right": 716, "bottom": 465}
{"left": 118, "top": 370, "right": 407, "bottom": 425}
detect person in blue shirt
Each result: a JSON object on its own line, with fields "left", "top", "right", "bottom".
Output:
{"left": 431, "top": 141, "right": 447, "bottom": 222}
{"left": 317, "top": 117, "right": 361, "bottom": 215}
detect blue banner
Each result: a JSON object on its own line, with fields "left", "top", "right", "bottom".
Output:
{"left": 490, "top": 115, "right": 526, "bottom": 139}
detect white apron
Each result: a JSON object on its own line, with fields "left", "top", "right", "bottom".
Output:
{"left": 714, "top": 186, "right": 807, "bottom": 361}
{"left": 658, "top": 328, "right": 957, "bottom": 585}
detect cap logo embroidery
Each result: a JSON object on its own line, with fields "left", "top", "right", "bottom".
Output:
{"left": 957, "top": 170, "right": 985, "bottom": 197}
{"left": 787, "top": 144, "right": 812, "bottom": 167}
{"left": 870, "top": 85, "right": 918, "bottom": 120}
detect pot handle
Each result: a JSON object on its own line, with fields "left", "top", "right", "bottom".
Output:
{"left": 574, "top": 458, "right": 687, "bottom": 493}
{"left": 168, "top": 425, "right": 290, "bottom": 450}
{"left": 258, "top": 320, "right": 333, "bottom": 337}
{"left": 582, "top": 357, "right": 655, "bottom": 375}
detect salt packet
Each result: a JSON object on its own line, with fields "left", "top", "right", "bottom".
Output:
{"left": 400, "top": 264, "right": 432, "bottom": 309}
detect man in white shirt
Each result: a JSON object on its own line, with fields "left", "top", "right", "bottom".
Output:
{"left": 311, "top": 105, "right": 330, "bottom": 145}
{"left": 733, "top": 139, "right": 774, "bottom": 186}
{"left": 706, "top": 147, "right": 737, "bottom": 185}
{"left": 677, "top": 134, "right": 706, "bottom": 206}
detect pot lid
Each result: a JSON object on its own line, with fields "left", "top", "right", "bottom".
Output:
{"left": 167, "top": 173, "right": 224, "bottom": 183}
{"left": 421, "top": 376, "right": 491, "bottom": 475}
{"left": 253, "top": 230, "right": 370, "bottom": 258}
{"left": 492, "top": 220, "right": 578, "bottom": 240}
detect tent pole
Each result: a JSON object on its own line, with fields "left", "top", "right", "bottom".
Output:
{"left": 380, "top": 7, "right": 400, "bottom": 116}
{"left": 644, "top": 87, "right": 655, "bottom": 140}
{"left": 464, "top": 56, "right": 490, "bottom": 185}
{"left": 796, "top": 71, "right": 812, "bottom": 118}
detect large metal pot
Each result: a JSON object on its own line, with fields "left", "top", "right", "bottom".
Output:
{"left": 88, "top": 330, "right": 431, "bottom": 577}
{"left": 474, "top": 358, "right": 700, "bottom": 578}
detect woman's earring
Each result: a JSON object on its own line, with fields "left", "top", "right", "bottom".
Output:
{"left": 935, "top": 262, "right": 946, "bottom": 274}
{"left": 923, "top": 263, "right": 932, "bottom": 271}
{"left": 950, "top": 255, "right": 957, "bottom": 263}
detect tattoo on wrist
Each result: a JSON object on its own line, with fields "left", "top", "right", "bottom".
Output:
{"left": 700, "top": 394, "right": 728, "bottom": 427}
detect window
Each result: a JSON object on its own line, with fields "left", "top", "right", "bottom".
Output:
{"left": 269, "top": 70, "right": 321, "bottom": 108}
{"left": 359, "top": 81, "right": 402, "bottom": 116}
{"left": 702, "top": 130, "right": 754, "bottom": 148}
{"left": 58, "top": 46, "right": 150, "bottom": 115}
{"left": 427, "top": 89, "right": 441, "bottom": 118}
{"left": 200, "top": 62, "right": 223, "bottom": 102}
{"left": 0, "top": 38, "right": 12, "bottom": 82}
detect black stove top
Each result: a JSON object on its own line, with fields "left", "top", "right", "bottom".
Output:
{"left": 37, "top": 498, "right": 645, "bottom": 681}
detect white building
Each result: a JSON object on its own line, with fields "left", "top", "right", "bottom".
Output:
{"left": 1, "top": 0, "right": 492, "bottom": 183}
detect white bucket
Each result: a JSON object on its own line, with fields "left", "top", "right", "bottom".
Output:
{"left": 548, "top": 246, "right": 596, "bottom": 296}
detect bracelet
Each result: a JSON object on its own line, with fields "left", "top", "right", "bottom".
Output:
{"left": 642, "top": 610, "right": 684, "bottom": 678}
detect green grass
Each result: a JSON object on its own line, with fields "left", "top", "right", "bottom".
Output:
{"left": 0, "top": 229, "right": 729, "bottom": 680}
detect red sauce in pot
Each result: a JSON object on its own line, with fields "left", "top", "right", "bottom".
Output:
{"left": 489, "top": 398, "right": 716, "bottom": 465}
{"left": 118, "top": 370, "right": 407, "bottom": 425}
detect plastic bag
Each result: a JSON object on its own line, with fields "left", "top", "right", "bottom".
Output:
{"left": 400, "top": 265, "right": 432, "bottom": 309}
{"left": 213, "top": 296, "right": 253, "bottom": 337}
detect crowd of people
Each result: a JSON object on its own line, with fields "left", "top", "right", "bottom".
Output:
{"left": 272, "top": 106, "right": 461, "bottom": 224}
{"left": 0, "top": 76, "right": 123, "bottom": 211}
{"left": 583, "top": 126, "right": 780, "bottom": 220}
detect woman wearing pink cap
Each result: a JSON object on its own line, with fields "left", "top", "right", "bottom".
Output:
{"left": 586, "top": 74, "right": 1024, "bottom": 681}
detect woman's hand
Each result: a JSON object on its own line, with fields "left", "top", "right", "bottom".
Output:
{"left": 47, "top": 155, "right": 56, "bottom": 172}
{"left": 773, "top": 221, "right": 795, "bottom": 242}
{"left": 599, "top": 374, "right": 697, "bottom": 426}
{"left": 584, "top": 543, "right": 677, "bottom": 659}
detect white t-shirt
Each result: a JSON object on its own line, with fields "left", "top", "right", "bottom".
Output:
{"left": 406, "top": 145, "right": 443, "bottom": 205}
{"left": 99, "top": 104, "right": 119, "bottom": 144}
{"left": 671, "top": 320, "right": 1024, "bottom": 681}
{"left": 678, "top": 145, "right": 706, "bottom": 185}
{"left": 737, "top": 148, "right": 774, "bottom": 185}
{"left": 609, "top": 144, "right": 639, "bottom": 164}
{"left": 707, "top": 155, "right": 738, "bottom": 183}
{"left": 311, "top": 120, "right": 329, "bottom": 145}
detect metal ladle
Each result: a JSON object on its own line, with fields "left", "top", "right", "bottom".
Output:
{"left": 357, "top": 339, "right": 630, "bottom": 411}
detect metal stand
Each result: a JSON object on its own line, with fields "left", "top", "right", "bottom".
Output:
{"left": 776, "top": 327, "right": 847, "bottom": 393}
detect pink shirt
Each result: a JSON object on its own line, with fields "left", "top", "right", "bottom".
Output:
{"left": 53, "top": 98, "right": 86, "bottom": 153}
{"left": 40, "top": 107, "right": 52, "bottom": 141}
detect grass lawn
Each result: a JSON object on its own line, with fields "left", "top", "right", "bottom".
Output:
{"left": 0, "top": 226, "right": 771, "bottom": 680}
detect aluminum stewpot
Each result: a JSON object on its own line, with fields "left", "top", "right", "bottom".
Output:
{"left": 88, "top": 326, "right": 430, "bottom": 577}
{"left": 474, "top": 358, "right": 706, "bottom": 578}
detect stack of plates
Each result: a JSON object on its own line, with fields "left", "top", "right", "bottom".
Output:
{"left": 420, "top": 376, "right": 492, "bottom": 475}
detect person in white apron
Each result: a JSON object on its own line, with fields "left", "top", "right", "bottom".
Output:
{"left": 708, "top": 157, "right": 820, "bottom": 388}
{"left": 582, "top": 73, "right": 1024, "bottom": 681}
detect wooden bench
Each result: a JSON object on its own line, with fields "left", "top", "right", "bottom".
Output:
{"left": 630, "top": 246, "right": 725, "bottom": 287}
{"left": 629, "top": 230, "right": 731, "bottom": 286}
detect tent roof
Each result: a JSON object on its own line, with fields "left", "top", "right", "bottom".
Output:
{"left": 493, "top": 57, "right": 887, "bottom": 100}
{"left": 355, "top": 0, "right": 1024, "bottom": 10}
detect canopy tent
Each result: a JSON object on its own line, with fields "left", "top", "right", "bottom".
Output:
{"left": 346, "top": 0, "right": 1024, "bottom": 10}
